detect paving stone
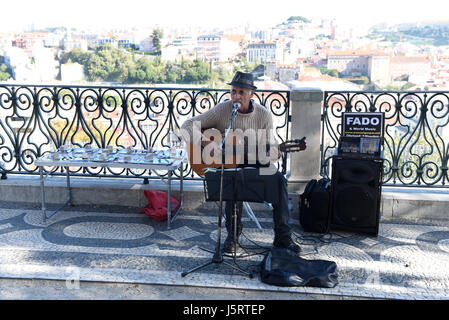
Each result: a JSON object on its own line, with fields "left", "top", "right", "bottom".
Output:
{"left": 0, "top": 202, "right": 447, "bottom": 300}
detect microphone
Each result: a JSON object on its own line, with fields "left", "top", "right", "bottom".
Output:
{"left": 232, "top": 102, "right": 241, "bottom": 116}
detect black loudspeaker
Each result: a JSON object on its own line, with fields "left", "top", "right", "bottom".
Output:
{"left": 330, "top": 156, "right": 383, "bottom": 236}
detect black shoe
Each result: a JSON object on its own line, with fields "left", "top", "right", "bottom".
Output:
{"left": 274, "top": 237, "right": 301, "bottom": 254}
{"left": 222, "top": 235, "right": 240, "bottom": 254}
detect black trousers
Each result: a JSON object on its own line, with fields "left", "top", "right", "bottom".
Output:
{"left": 225, "top": 170, "right": 291, "bottom": 242}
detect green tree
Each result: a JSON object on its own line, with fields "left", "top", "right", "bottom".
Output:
{"left": 0, "top": 64, "right": 12, "bottom": 81}
{"left": 319, "top": 67, "right": 339, "bottom": 78}
{"left": 59, "top": 44, "right": 223, "bottom": 85}
{"left": 152, "top": 28, "right": 164, "bottom": 55}
{"left": 207, "top": 64, "right": 232, "bottom": 88}
{"left": 82, "top": 43, "right": 136, "bottom": 82}
{"left": 61, "top": 48, "right": 90, "bottom": 65}
{"left": 287, "top": 16, "right": 311, "bottom": 23}
{"left": 233, "top": 56, "right": 256, "bottom": 73}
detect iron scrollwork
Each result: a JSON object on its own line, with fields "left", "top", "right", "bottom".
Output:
{"left": 0, "top": 84, "right": 290, "bottom": 181}
{"left": 322, "top": 91, "right": 449, "bottom": 187}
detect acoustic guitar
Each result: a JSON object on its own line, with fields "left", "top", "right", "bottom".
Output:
{"left": 187, "top": 131, "right": 307, "bottom": 176}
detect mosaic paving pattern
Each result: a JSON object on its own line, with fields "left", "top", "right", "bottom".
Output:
{"left": 0, "top": 205, "right": 448, "bottom": 300}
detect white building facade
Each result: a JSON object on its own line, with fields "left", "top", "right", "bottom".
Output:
{"left": 247, "top": 42, "right": 279, "bottom": 64}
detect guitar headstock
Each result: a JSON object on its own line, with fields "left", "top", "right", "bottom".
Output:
{"left": 279, "top": 137, "right": 307, "bottom": 153}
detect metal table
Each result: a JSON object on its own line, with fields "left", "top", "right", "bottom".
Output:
{"left": 34, "top": 147, "right": 185, "bottom": 229}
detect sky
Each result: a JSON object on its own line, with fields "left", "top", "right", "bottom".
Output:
{"left": 1, "top": 0, "right": 449, "bottom": 31}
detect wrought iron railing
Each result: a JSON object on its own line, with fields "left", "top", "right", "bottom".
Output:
{"left": 322, "top": 91, "right": 449, "bottom": 187}
{"left": 0, "top": 84, "right": 291, "bottom": 181}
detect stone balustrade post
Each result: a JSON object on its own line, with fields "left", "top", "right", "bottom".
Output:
{"left": 287, "top": 89, "right": 324, "bottom": 193}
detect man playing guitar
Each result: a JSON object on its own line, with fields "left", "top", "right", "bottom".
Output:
{"left": 181, "top": 71, "right": 306, "bottom": 255}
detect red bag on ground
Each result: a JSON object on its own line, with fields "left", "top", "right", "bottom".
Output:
{"left": 139, "top": 190, "right": 180, "bottom": 222}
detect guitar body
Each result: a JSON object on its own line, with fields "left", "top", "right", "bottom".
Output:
{"left": 188, "top": 145, "right": 238, "bottom": 176}
{"left": 186, "top": 128, "right": 307, "bottom": 176}
{"left": 187, "top": 131, "right": 241, "bottom": 176}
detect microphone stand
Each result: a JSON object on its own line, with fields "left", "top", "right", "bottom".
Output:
{"left": 182, "top": 104, "right": 251, "bottom": 278}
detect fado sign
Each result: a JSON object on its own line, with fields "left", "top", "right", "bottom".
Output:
{"left": 342, "top": 112, "right": 384, "bottom": 137}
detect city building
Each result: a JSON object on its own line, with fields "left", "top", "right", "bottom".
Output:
{"left": 288, "top": 71, "right": 362, "bottom": 91}
{"left": 44, "top": 31, "right": 64, "bottom": 48}
{"left": 0, "top": 14, "right": 448, "bottom": 89}
{"left": 12, "top": 32, "right": 46, "bottom": 52}
{"left": 327, "top": 49, "right": 394, "bottom": 85}
{"left": 173, "top": 35, "right": 197, "bottom": 53}
{"left": 327, "top": 50, "right": 371, "bottom": 77}
{"left": 117, "top": 38, "right": 131, "bottom": 49}
{"left": 32, "top": 45, "right": 59, "bottom": 81}
{"left": 3, "top": 46, "right": 30, "bottom": 70}
{"left": 247, "top": 41, "right": 280, "bottom": 64}
{"left": 60, "top": 62, "right": 84, "bottom": 82}
{"left": 62, "top": 31, "right": 88, "bottom": 51}
{"left": 139, "top": 37, "right": 155, "bottom": 52}
{"left": 368, "top": 54, "right": 391, "bottom": 85}
{"left": 0, "top": 33, "right": 13, "bottom": 50}
{"left": 195, "top": 35, "right": 239, "bottom": 62}
{"left": 265, "top": 61, "right": 303, "bottom": 83}
{"left": 390, "top": 56, "right": 432, "bottom": 84}
{"left": 196, "top": 35, "right": 221, "bottom": 61}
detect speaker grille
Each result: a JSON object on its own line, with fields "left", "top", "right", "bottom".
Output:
{"left": 330, "top": 157, "right": 383, "bottom": 235}
{"left": 333, "top": 185, "right": 377, "bottom": 227}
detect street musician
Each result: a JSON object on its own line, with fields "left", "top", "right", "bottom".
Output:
{"left": 181, "top": 72, "right": 305, "bottom": 255}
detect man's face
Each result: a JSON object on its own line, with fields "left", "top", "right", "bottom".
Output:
{"left": 230, "top": 85, "right": 254, "bottom": 111}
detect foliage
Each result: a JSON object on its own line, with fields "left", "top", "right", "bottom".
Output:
{"left": 61, "top": 44, "right": 265, "bottom": 85}
{"left": 402, "top": 25, "right": 449, "bottom": 46}
{"left": 319, "top": 67, "right": 339, "bottom": 78}
{"left": 0, "top": 56, "right": 12, "bottom": 81}
{"left": 401, "top": 82, "right": 415, "bottom": 90}
{"left": 0, "top": 63, "right": 12, "bottom": 81}
{"left": 152, "top": 28, "right": 164, "bottom": 55}
{"left": 348, "top": 76, "right": 370, "bottom": 85}
{"left": 367, "top": 24, "right": 449, "bottom": 46}
{"left": 287, "top": 16, "right": 311, "bottom": 23}
{"left": 62, "top": 44, "right": 218, "bottom": 84}
{"left": 234, "top": 56, "right": 257, "bottom": 73}
{"left": 60, "top": 48, "right": 90, "bottom": 65}
{"left": 381, "top": 82, "right": 416, "bottom": 91}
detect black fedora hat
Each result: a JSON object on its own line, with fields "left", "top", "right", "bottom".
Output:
{"left": 227, "top": 71, "right": 257, "bottom": 90}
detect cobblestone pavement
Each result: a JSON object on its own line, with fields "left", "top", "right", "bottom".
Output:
{"left": 0, "top": 202, "right": 447, "bottom": 300}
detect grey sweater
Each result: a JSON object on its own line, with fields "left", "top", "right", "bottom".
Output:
{"left": 180, "top": 99, "right": 276, "bottom": 146}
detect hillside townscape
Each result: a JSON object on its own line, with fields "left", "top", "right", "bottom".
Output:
{"left": 1, "top": 16, "right": 449, "bottom": 91}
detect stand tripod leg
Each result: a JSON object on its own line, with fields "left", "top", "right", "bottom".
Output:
{"left": 181, "top": 201, "right": 253, "bottom": 278}
{"left": 222, "top": 260, "right": 253, "bottom": 278}
{"left": 181, "top": 260, "right": 216, "bottom": 277}
{"left": 181, "top": 255, "right": 253, "bottom": 278}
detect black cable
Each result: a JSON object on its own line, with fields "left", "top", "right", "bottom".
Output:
{"left": 219, "top": 214, "right": 270, "bottom": 276}
{"left": 238, "top": 229, "right": 271, "bottom": 256}
{"left": 291, "top": 228, "right": 353, "bottom": 256}
{"left": 221, "top": 215, "right": 270, "bottom": 257}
